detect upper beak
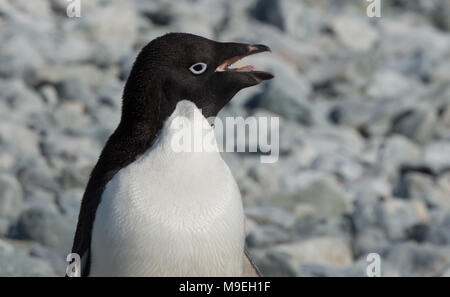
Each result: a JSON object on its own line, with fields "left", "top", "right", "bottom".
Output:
{"left": 215, "top": 43, "right": 274, "bottom": 83}
{"left": 248, "top": 44, "right": 271, "bottom": 54}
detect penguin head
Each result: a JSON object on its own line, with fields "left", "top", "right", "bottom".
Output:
{"left": 122, "top": 33, "right": 273, "bottom": 122}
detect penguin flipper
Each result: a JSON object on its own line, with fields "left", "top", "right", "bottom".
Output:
{"left": 242, "top": 248, "right": 262, "bottom": 277}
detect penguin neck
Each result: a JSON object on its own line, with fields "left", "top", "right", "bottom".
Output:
{"left": 120, "top": 79, "right": 168, "bottom": 137}
{"left": 151, "top": 100, "right": 220, "bottom": 163}
{"left": 86, "top": 84, "right": 169, "bottom": 193}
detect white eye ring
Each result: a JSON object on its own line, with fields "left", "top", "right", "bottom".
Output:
{"left": 189, "top": 62, "right": 207, "bottom": 75}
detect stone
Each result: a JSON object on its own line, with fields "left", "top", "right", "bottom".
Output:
{"left": 391, "top": 105, "right": 437, "bottom": 144}
{"left": 249, "top": 0, "right": 285, "bottom": 31}
{"left": 0, "top": 122, "right": 40, "bottom": 157}
{"left": 246, "top": 225, "right": 292, "bottom": 248}
{"left": 329, "top": 100, "right": 376, "bottom": 128}
{"left": 15, "top": 206, "right": 76, "bottom": 256}
{"left": 30, "top": 245, "right": 67, "bottom": 276}
{"left": 56, "top": 76, "right": 96, "bottom": 104}
{"left": 353, "top": 228, "right": 389, "bottom": 256}
{"left": 0, "top": 252, "right": 56, "bottom": 276}
{"left": 272, "top": 177, "right": 351, "bottom": 219}
{"left": 0, "top": 173, "right": 23, "bottom": 220}
{"left": 377, "top": 135, "right": 421, "bottom": 178}
{"left": 79, "top": 1, "right": 138, "bottom": 65}
{"left": 245, "top": 206, "right": 295, "bottom": 229}
{"left": 16, "top": 156, "right": 59, "bottom": 196}
{"left": 0, "top": 35, "right": 45, "bottom": 79}
{"left": 293, "top": 217, "right": 352, "bottom": 243}
{"left": 0, "top": 78, "right": 45, "bottom": 118}
{"left": 271, "top": 237, "right": 353, "bottom": 270}
{"left": 311, "top": 153, "right": 364, "bottom": 182}
{"left": 0, "top": 238, "right": 15, "bottom": 255}
{"left": 0, "top": 218, "right": 11, "bottom": 236}
{"left": 245, "top": 63, "right": 312, "bottom": 124}
{"left": 252, "top": 249, "right": 297, "bottom": 277}
{"left": 377, "top": 242, "right": 450, "bottom": 276}
{"left": 417, "top": 212, "right": 450, "bottom": 245}
{"left": 400, "top": 172, "right": 450, "bottom": 211}
{"left": 421, "top": 141, "right": 450, "bottom": 174}
{"left": 376, "top": 198, "right": 429, "bottom": 240}
{"left": 367, "top": 70, "right": 414, "bottom": 100}
{"left": 331, "top": 16, "right": 379, "bottom": 52}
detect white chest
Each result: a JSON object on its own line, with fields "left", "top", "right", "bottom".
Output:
{"left": 89, "top": 101, "right": 245, "bottom": 276}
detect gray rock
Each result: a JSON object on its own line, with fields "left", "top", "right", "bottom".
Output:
{"left": 245, "top": 64, "right": 312, "bottom": 124}
{"left": 0, "top": 121, "right": 41, "bottom": 157}
{"left": 416, "top": 213, "right": 450, "bottom": 245}
{"left": 383, "top": 0, "right": 450, "bottom": 31}
{"left": 375, "top": 18, "right": 450, "bottom": 80}
{"left": 0, "top": 148, "right": 15, "bottom": 171}
{"left": 351, "top": 194, "right": 383, "bottom": 234}
{"left": 0, "top": 35, "right": 45, "bottom": 79}
{"left": 249, "top": 0, "right": 285, "bottom": 31}
{"left": 377, "top": 135, "right": 421, "bottom": 178}
{"left": 0, "top": 173, "right": 23, "bottom": 220}
{"left": 247, "top": 163, "right": 282, "bottom": 195}
{"left": 37, "top": 84, "right": 59, "bottom": 108}
{"left": 78, "top": 1, "right": 138, "bottom": 65}
{"left": 270, "top": 237, "right": 353, "bottom": 272}
{"left": 24, "top": 188, "right": 58, "bottom": 213}
{"left": 272, "top": 178, "right": 351, "bottom": 219}
{"left": 376, "top": 241, "right": 450, "bottom": 276}
{"left": 436, "top": 102, "right": 450, "bottom": 139}
{"left": 302, "top": 127, "right": 365, "bottom": 157}
{"left": 293, "top": 217, "right": 352, "bottom": 243}
{"left": 246, "top": 225, "right": 291, "bottom": 248}
{"left": 376, "top": 198, "right": 429, "bottom": 241}
{"left": 57, "top": 188, "right": 83, "bottom": 219}
{"left": 353, "top": 228, "right": 389, "bottom": 256}
{"left": 15, "top": 206, "right": 76, "bottom": 256}
{"left": 56, "top": 76, "right": 96, "bottom": 104}
{"left": 0, "top": 238, "right": 15, "bottom": 255}
{"left": 16, "top": 156, "right": 59, "bottom": 196}
{"left": 311, "top": 153, "right": 364, "bottom": 182}
{"left": 421, "top": 141, "right": 450, "bottom": 174}
{"left": 331, "top": 16, "right": 379, "bottom": 52}
{"left": 254, "top": 249, "right": 297, "bottom": 277}
{"left": 30, "top": 245, "right": 67, "bottom": 276}
{"left": 0, "top": 78, "right": 45, "bottom": 117}
{"left": 0, "top": 252, "right": 56, "bottom": 277}
{"left": 245, "top": 206, "right": 295, "bottom": 229}
{"left": 40, "top": 131, "right": 101, "bottom": 162}
{"left": 0, "top": 218, "right": 11, "bottom": 236}
{"left": 367, "top": 70, "right": 415, "bottom": 100}
{"left": 329, "top": 100, "right": 376, "bottom": 128}
{"left": 351, "top": 192, "right": 430, "bottom": 251}
{"left": 298, "top": 256, "right": 401, "bottom": 277}
{"left": 391, "top": 105, "right": 437, "bottom": 144}
{"left": 400, "top": 172, "right": 450, "bottom": 211}
{"left": 51, "top": 101, "right": 93, "bottom": 132}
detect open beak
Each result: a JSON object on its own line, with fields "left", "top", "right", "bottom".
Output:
{"left": 215, "top": 44, "right": 274, "bottom": 82}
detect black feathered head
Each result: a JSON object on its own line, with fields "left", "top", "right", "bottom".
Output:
{"left": 121, "top": 33, "right": 273, "bottom": 126}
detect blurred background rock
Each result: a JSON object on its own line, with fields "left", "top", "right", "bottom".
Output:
{"left": 0, "top": 0, "right": 450, "bottom": 276}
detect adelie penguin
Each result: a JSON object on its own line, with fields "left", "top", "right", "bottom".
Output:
{"left": 70, "top": 33, "right": 274, "bottom": 276}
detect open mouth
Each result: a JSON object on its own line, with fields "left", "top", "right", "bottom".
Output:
{"left": 215, "top": 45, "right": 274, "bottom": 79}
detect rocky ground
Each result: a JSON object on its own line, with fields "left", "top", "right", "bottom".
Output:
{"left": 1, "top": 0, "right": 450, "bottom": 277}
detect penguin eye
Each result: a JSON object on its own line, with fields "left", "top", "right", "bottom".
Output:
{"left": 189, "top": 62, "right": 207, "bottom": 75}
